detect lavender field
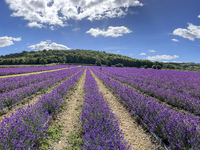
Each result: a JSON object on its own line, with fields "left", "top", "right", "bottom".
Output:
{"left": 0, "top": 65, "right": 200, "bottom": 149}
{"left": 0, "top": 65, "right": 78, "bottom": 76}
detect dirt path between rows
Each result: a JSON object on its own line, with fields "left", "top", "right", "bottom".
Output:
{"left": 0, "top": 69, "right": 83, "bottom": 122}
{"left": 91, "top": 70, "right": 164, "bottom": 150}
{"left": 94, "top": 68, "right": 196, "bottom": 119}
{"left": 49, "top": 69, "right": 86, "bottom": 150}
{"left": 0, "top": 94, "right": 42, "bottom": 122}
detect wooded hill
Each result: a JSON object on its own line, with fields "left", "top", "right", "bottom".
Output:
{"left": 0, "top": 49, "right": 197, "bottom": 71}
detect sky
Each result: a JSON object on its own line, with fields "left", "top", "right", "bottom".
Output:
{"left": 0, "top": 0, "right": 200, "bottom": 63}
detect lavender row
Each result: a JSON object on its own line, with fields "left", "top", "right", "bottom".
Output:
{"left": 91, "top": 68, "right": 200, "bottom": 149}
{"left": 0, "top": 65, "right": 78, "bottom": 76}
{"left": 0, "top": 67, "right": 80, "bottom": 94}
{"left": 98, "top": 67, "right": 200, "bottom": 99}
{"left": 0, "top": 67, "right": 85, "bottom": 149}
{"left": 0, "top": 67, "right": 82, "bottom": 112}
{"left": 95, "top": 67, "right": 200, "bottom": 116}
{"left": 80, "top": 69, "right": 130, "bottom": 150}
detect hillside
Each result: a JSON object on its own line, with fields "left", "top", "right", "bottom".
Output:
{"left": 0, "top": 49, "right": 198, "bottom": 71}
{"left": 0, "top": 49, "right": 154, "bottom": 67}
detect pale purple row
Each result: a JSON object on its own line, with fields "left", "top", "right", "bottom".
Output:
{"left": 0, "top": 67, "right": 82, "bottom": 112}
{"left": 97, "top": 67, "right": 200, "bottom": 98}
{"left": 0, "top": 67, "right": 85, "bottom": 149}
{"left": 91, "top": 67, "right": 200, "bottom": 149}
{"left": 0, "top": 67, "right": 79, "bottom": 94}
{"left": 80, "top": 68, "right": 131, "bottom": 149}
{"left": 95, "top": 67, "right": 200, "bottom": 116}
{"left": 0, "top": 65, "right": 78, "bottom": 76}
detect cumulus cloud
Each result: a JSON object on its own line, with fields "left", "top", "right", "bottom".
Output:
{"left": 28, "top": 40, "right": 70, "bottom": 50}
{"left": 27, "top": 21, "right": 44, "bottom": 28}
{"left": 0, "top": 36, "right": 21, "bottom": 47}
{"left": 140, "top": 53, "right": 146, "bottom": 55}
{"left": 198, "top": 15, "right": 200, "bottom": 18}
{"left": 173, "top": 23, "right": 200, "bottom": 41}
{"left": 171, "top": 39, "right": 179, "bottom": 42}
{"left": 148, "top": 50, "right": 156, "bottom": 52}
{"left": 5, "top": 0, "right": 143, "bottom": 29}
{"left": 147, "top": 55, "right": 179, "bottom": 61}
{"left": 73, "top": 28, "right": 80, "bottom": 31}
{"left": 50, "top": 26, "right": 55, "bottom": 30}
{"left": 113, "top": 50, "right": 120, "bottom": 54}
{"left": 86, "top": 26, "right": 132, "bottom": 37}
{"left": 172, "top": 61, "right": 182, "bottom": 63}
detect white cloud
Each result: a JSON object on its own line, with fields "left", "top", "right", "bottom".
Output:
{"left": 114, "top": 50, "right": 120, "bottom": 54}
{"left": 148, "top": 50, "right": 156, "bottom": 52}
{"left": 28, "top": 40, "right": 70, "bottom": 50}
{"left": 0, "top": 36, "right": 21, "bottom": 48}
{"left": 27, "top": 21, "right": 44, "bottom": 28}
{"left": 140, "top": 53, "right": 146, "bottom": 55}
{"left": 173, "top": 23, "right": 200, "bottom": 41}
{"left": 49, "top": 42, "right": 70, "bottom": 50}
{"left": 171, "top": 39, "right": 179, "bottom": 42}
{"left": 50, "top": 26, "right": 55, "bottom": 30}
{"left": 73, "top": 28, "right": 80, "bottom": 31}
{"left": 172, "top": 61, "right": 182, "bottom": 63}
{"left": 5, "top": 0, "right": 143, "bottom": 29}
{"left": 86, "top": 26, "right": 132, "bottom": 37}
{"left": 130, "top": 54, "right": 133, "bottom": 56}
{"left": 198, "top": 15, "right": 200, "bottom": 18}
{"left": 147, "top": 55, "right": 179, "bottom": 61}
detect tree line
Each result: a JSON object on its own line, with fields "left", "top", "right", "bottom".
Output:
{"left": 0, "top": 49, "right": 187, "bottom": 70}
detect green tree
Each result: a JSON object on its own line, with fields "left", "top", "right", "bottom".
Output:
{"left": 142, "top": 65, "right": 148, "bottom": 69}
{"left": 95, "top": 59, "right": 101, "bottom": 66}
{"left": 152, "top": 65, "right": 161, "bottom": 69}
{"left": 115, "top": 63, "right": 123, "bottom": 67}
{"left": 106, "top": 60, "right": 112, "bottom": 66}
{"left": 39, "top": 58, "right": 48, "bottom": 64}
{"left": 19, "top": 58, "right": 25, "bottom": 64}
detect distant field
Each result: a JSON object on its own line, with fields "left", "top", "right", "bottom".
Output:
{"left": 0, "top": 63, "right": 59, "bottom": 68}
{"left": 0, "top": 65, "right": 78, "bottom": 77}
{"left": 0, "top": 66, "right": 199, "bottom": 149}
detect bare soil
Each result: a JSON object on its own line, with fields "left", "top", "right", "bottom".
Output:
{"left": 49, "top": 69, "right": 86, "bottom": 150}
{"left": 0, "top": 70, "right": 81, "bottom": 122}
{"left": 0, "top": 66, "right": 80, "bottom": 78}
{"left": 91, "top": 70, "right": 164, "bottom": 150}
{"left": 0, "top": 94, "right": 42, "bottom": 122}
{"left": 97, "top": 69, "right": 195, "bottom": 118}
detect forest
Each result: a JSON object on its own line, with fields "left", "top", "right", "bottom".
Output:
{"left": 0, "top": 49, "right": 199, "bottom": 71}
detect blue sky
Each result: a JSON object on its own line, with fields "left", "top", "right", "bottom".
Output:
{"left": 0, "top": 0, "right": 200, "bottom": 63}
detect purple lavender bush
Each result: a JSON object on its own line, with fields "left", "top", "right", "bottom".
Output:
{"left": 91, "top": 67, "right": 200, "bottom": 149}
{"left": 0, "top": 67, "right": 78, "bottom": 93}
{"left": 0, "top": 67, "right": 85, "bottom": 149}
{"left": 80, "top": 69, "right": 131, "bottom": 150}
{"left": 94, "top": 67, "right": 200, "bottom": 116}
{"left": 0, "top": 67, "right": 82, "bottom": 112}
{"left": 0, "top": 104, "right": 50, "bottom": 149}
{"left": 0, "top": 65, "right": 78, "bottom": 76}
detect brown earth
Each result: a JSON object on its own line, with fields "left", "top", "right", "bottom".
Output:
{"left": 49, "top": 68, "right": 86, "bottom": 150}
{"left": 94, "top": 68, "right": 196, "bottom": 118}
{"left": 0, "top": 68, "right": 83, "bottom": 122}
{"left": 90, "top": 69, "right": 164, "bottom": 150}
{"left": 0, "top": 66, "right": 80, "bottom": 78}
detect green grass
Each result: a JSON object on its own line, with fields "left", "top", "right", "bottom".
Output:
{"left": 40, "top": 123, "right": 64, "bottom": 150}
